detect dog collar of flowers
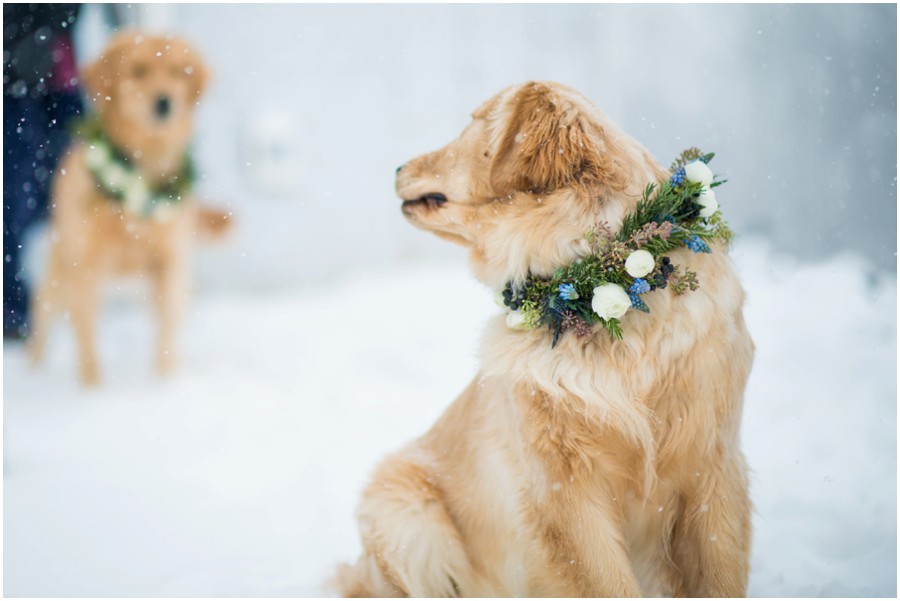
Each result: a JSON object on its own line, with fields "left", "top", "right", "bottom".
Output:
{"left": 73, "top": 118, "right": 195, "bottom": 222}
{"left": 501, "top": 148, "right": 733, "bottom": 346}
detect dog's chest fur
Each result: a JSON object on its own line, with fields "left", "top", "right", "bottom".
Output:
{"left": 58, "top": 145, "right": 194, "bottom": 275}
{"left": 508, "top": 384, "right": 678, "bottom": 595}
{"left": 459, "top": 253, "right": 749, "bottom": 595}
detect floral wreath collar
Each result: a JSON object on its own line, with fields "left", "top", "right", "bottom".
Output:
{"left": 500, "top": 148, "right": 733, "bottom": 346}
{"left": 72, "top": 117, "right": 196, "bottom": 222}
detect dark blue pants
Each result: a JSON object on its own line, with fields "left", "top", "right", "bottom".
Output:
{"left": 3, "top": 91, "right": 83, "bottom": 337}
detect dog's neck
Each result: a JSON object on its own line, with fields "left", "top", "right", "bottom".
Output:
{"left": 101, "top": 118, "right": 193, "bottom": 184}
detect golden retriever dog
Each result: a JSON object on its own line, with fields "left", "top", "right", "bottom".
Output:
{"left": 27, "top": 31, "right": 230, "bottom": 386}
{"left": 336, "top": 81, "right": 754, "bottom": 597}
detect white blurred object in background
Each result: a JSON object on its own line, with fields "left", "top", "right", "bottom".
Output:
{"left": 238, "top": 107, "right": 304, "bottom": 198}
{"left": 74, "top": 3, "right": 179, "bottom": 63}
{"left": 126, "top": 3, "right": 175, "bottom": 33}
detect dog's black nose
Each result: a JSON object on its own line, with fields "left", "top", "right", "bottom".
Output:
{"left": 395, "top": 164, "right": 405, "bottom": 174}
{"left": 154, "top": 95, "right": 171, "bottom": 119}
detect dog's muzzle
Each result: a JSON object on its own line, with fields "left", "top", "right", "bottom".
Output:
{"left": 401, "top": 192, "right": 448, "bottom": 213}
{"left": 154, "top": 95, "right": 171, "bottom": 120}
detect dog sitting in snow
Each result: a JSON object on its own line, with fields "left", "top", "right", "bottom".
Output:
{"left": 337, "top": 81, "right": 754, "bottom": 596}
{"left": 28, "top": 32, "right": 230, "bottom": 385}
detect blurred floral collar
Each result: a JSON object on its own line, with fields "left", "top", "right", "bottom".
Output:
{"left": 71, "top": 117, "right": 195, "bottom": 221}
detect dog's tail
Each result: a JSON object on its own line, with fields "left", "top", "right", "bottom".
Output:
{"left": 194, "top": 204, "right": 234, "bottom": 243}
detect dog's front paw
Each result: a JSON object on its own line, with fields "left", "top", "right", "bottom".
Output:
{"left": 156, "top": 349, "right": 177, "bottom": 377}
{"left": 79, "top": 362, "right": 100, "bottom": 387}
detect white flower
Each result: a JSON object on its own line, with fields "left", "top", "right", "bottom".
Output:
{"left": 505, "top": 310, "right": 528, "bottom": 330}
{"left": 102, "top": 163, "right": 130, "bottom": 191}
{"left": 591, "top": 283, "right": 631, "bottom": 320}
{"left": 84, "top": 143, "right": 111, "bottom": 170}
{"left": 152, "top": 201, "right": 178, "bottom": 222}
{"left": 624, "top": 249, "right": 655, "bottom": 278}
{"left": 123, "top": 178, "right": 149, "bottom": 214}
{"left": 684, "top": 160, "right": 714, "bottom": 186}
{"left": 697, "top": 188, "right": 718, "bottom": 218}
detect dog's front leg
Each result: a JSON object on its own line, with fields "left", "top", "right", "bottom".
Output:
{"left": 153, "top": 255, "right": 188, "bottom": 377}
{"left": 68, "top": 270, "right": 101, "bottom": 386}
{"left": 530, "top": 491, "right": 644, "bottom": 597}
{"left": 338, "top": 449, "right": 475, "bottom": 597}
{"left": 671, "top": 452, "right": 752, "bottom": 597}
{"left": 27, "top": 239, "right": 63, "bottom": 366}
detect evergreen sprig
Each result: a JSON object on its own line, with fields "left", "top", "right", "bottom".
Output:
{"left": 502, "top": 149, "right": 733, "bottom": 345}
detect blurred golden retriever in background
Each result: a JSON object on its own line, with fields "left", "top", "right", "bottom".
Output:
{"left": 337, "top": 81, "right": 754, "bottom": 596}
{"left": 28, "top": 32, "right": 231, "bottom": 386}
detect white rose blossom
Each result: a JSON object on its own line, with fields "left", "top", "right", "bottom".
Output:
{"left": 591, "top": 283, "right": 631, "bottom": 320}
{"left": 123, "top": 179, "right": 150, "bottom": 215}
{"left": 102, "top": 163, "right": 130, "bottom": 191}
{"left": 84, "top": 143, "right": 111, "bottom": 170}
{"left": 684, "top": 160, "right": 714, "bottom": 186}
{"left": 697, "top": 188, "right": 718, "bottom": 218}
{"left": 624, "top": 249, "right": 655, "bottom": 278}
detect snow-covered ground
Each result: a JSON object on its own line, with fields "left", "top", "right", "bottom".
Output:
{"left": 3, "top": 238, "right": 896, "bottom": 597}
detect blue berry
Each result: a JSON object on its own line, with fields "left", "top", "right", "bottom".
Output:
{"left": 558, "top": 283, "right": 579, "bottom": 300}
{"left": 686, "top": 235, "right": 711, "bottom": 253}
{"left": 669, "top": 167, "right": 686, "bottom": 187}
{"left": 630, "top": 278, "right": 650, "bottom": 295}
{"left": 630, "top": 292, "right": 650, "bottom": 313}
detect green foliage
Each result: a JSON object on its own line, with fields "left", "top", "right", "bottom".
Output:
{"left": 670, "top": 267, "right": 700, "bottom": 295}
{"left": 706, "top": 211, "right": 735, "bottom": 247}
{"left": 603, "top": 318, "right": 624, "bottom": 340}
{"left": 70, "top": 117, "right": 105, "bottom": 140}
{"left": 670, "top": 148, "right": 714, "bottom": 171}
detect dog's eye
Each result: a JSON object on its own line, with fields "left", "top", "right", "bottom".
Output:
{"left": 132, "top": 64, "right": 148, "bottom": 79}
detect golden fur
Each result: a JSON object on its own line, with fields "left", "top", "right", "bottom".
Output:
{"left": 28, "top": 32, "right": 230, "bottom": 386}
{"left": 336, "top": 81, "right": 754, "bottom": 597}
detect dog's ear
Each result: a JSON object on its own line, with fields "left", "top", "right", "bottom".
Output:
{"left": 187, "top": 58, "right": 209, "bottom": 100}
{"left": 490, "top": 82, "right": 607, "bottom": 194}
{"left": 180, "top": 43, "right": 210, "bottom": 100}
{"left": 80, "top": 50, "right": 114, "bottom": 102}
{"left": 80, "top": 31, "right": 138, "bottom": 104}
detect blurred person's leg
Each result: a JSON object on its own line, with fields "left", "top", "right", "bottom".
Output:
{"left": 40, "top": 90, "right": 83, "bottom": 213}
{"left": 3, "top": 90, "right": 82, "bottom": 339}
{"left": 4, "top": 94, "right": 41, "bottom": 339}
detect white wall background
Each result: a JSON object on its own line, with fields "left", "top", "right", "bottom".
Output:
{"left": 73, "top": 3, "right": 896, "bottom": 293}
